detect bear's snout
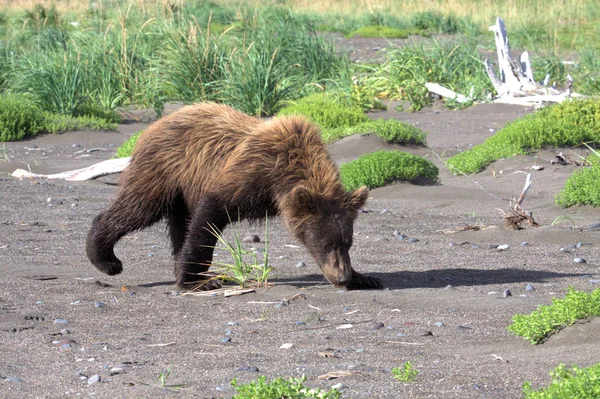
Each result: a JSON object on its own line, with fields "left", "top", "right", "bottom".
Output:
{"left": 320, "top": 249, "right": 353, "bottom": 286}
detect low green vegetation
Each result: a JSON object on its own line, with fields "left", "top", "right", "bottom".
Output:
{"left": 340, "top": 150, "right": 439, "bottom": 190}
{"left": 523, "top": 363, "right": 600, "bottom": 398}
{"left": 278, "top": 94, "right": 368, "bottom": 131}
{"left": 392, "top": 361, "right": 419, "bottom": 382}
{"left": 324, "top": 119, "right": 427, "bottom": 145}
{"left": 346, "top": 25, "right": 423, "bottom": 39}
{"left": 114, "top": 131, "right": 143, "bottom": 159}
{"left": 508, "top": 287, "right": 600, "bottom": 344}
{"left": 556, "top": 164, "right": 600, "bottom": 207}
{"left": 0, "top": 94, "right": 116, "bottom": 141}
{"left": 205, "top": 218, "right": 272, "bottom": 289}
{"left": 231, "top": 375, "right": 340, "bottom": 399}
{"left": 446, "top": 99, "right": 600, "bottom": 174}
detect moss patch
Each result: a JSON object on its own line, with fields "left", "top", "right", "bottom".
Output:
{"left": 446, "top": 99, "right": 600, "bottom": 174}
{"left": 556, "top": 164, "right": 600, "bottom": 207}
{"left": 346, "top": 25, "right": 423, "bottom": 39}
{"left": 340, "top": 150, "right": 438, "bottom": 191}
{"left": 324, "top": 119, "right": 427, "bottom": 145}
{"left": 508, "top": 287, "right": 600, "bottom": 344}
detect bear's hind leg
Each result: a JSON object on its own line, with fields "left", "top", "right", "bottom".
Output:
{"left": 175, "top": 196, "right": 228, "bottom": 290}
{"left": 167, "top": 193, "right": 190, "bottom": 258}
{"left": 87, "top": 196, "right": 165, "bottom": 276}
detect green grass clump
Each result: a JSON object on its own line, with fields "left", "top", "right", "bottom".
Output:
{"left": 392, "top": 361, "right": 419, "bottom": 382}
{"left": 556, "top": 164, "right": 600, "bottom": 207}
{"left": 446, "top": 99, "right": 600, "bottom": 174}
{"left": 0, "top": 94, "right": 47, "bottom": 141}
{"left": 340, "top": 150, "right": 438, "bottom": 190}
{"left": 278, "top": 94, "right": 368, "bottom": 130}
{"left": 346, "top": 25, "right": 421, "bottom": 39}
{"left": 114, "top": 131, "right": 143, "bottom": 159}
{"left": 523, "top": 363, "right": 600, "bottom": 398}
{"left": 231, "top": 375, "right": 340, "bottom": 399}
{"left": 324, "top": 119, "right": 427, "bottom": 144}
{"left": 508, "top": 287, "right": 600, "bottom": 344}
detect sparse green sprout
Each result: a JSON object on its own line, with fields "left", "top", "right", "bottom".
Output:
{"left": 523, "top": 363, "right": 600, "bottom": 398}
{"left": 205, "top": 218, "right": 272, "bottom": 289}
{"left": 508, "top": 288, "right": 600, "bottom": 344}
{"left": 231, "top": 375, "right": 341, "bottom": 399}
{"left": 157, "top": 367, "right": 186, "bottom": 390}
{"left": 392, "top": 361, "right": 419, "bottom": 382}
{"left": 340, "top": 150, "right": 439, "bottom": 191}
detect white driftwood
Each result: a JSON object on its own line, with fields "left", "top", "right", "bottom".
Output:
{"left": 12, "top": 157, "right": 130, "bottom": 181}
{"left": 486, "top": 17, "right": 580, "bottom": 106}
{"left": 425, "top": 83, "right": 470, "bottom": 103}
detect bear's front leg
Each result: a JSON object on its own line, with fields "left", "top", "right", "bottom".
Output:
{"left": 345, "top": 270, "right": 383, "bottom": 290}
{"left": 175, "top": 197, "right": 228, "bottom": 290}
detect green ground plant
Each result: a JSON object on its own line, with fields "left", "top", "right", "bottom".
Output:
{"left": 324, "top": 119, "right": 427, "bottom": 144}
{"left": 231, "top": 375, "right": 341, "bottom": 399}
{"left": 204, "top": 217, "right": 272, "bottom": 289}
{"left": 277, "top": 93, "right": 368, "bottom": 130}
{"left": 523, "top": 363, "right": 600, "bottom": 398}
{"left": 340, "top": 150, "right": 439, "bottom": 190}
{"left": 0, "top": 94, "right": 115, "bottom": 141}
{"left": 346, "top": 25, "right": 423, "bottom": 39}
{"left": 508, "top": 287, "right": 600, "bottom": 344}
{"left": 392, "top": 361, "right": 419, "bottom": 382}
{"left": 114, "top": 131, "right": 143, "bottom": 158}
{"left": 446, "top": 99, "right": 600, "bottom": 174}
{"left": 556, "top": 164, "right": 600, "bottom": 207}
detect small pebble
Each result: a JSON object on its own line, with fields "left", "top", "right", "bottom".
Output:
{"left": 392, "top": 230, "right": 400, "bottom": 237}
{"left": 421, "top": 330, "right": 433, "bottom": 337}
{"left": 585, "top": 222, "right": 600, "bottom": 231}
{"left": 407, "top": 237, "right": 420, "bottom": 243}
{"left": 295, "top": 261, "right": 306, "bottom": 268}
{"left": 54, "top": 318, "right": 68, "bottom": 325}
{"left": 236, "top": 365, "right": 259, "bottom": 372}
{"left": 497, "top": 244, "right": 510, "bottom": 251}
{"left": 279, "top": 343, "right": 294, "bottom": 349}
{"left": 443, "top": 284, "right": 453, "bottom": 290}
{"left": 396, "top": 234, "right": 407, "bottom": 240}
{"left": 274, "top": 302, "right": 287, "bottom": 309}
{"left": 560, "top": 247, "right": 570, "bottom": 253}
{"left": 5, "top": 377, "right": 22, "bottom": 383}
{"left": 503, "top": 289, "right": 512, "bottom": 298}
{"left": 36, "top": 300, "right": 44, "bottom": 305}
{"left": 295, "top": 321, "right": 305, "bottom": 325}
{"left": 332, "top": 383, "right": 344, "bottom": 390}
{"left": 590, "top": 279, "right": 600, "bottom": 284}
{"left": 220, "top": 337, "right": 232, "bottom": 343}
{"left": 521, "top": 242, "right": 529, "bottom": 247}
{"left": 434, "top": 322, "right": 444, "bottom": 327}
{"left": 242, "top": 234, "right": 260, "bottom": 243}
{"left": 371, "top": 321, "right": 384, "bottom": 330}
{"left": 60, "top": 328, "right": 70, "bottom": 335}
{"left": 94, "top": 301, "right": 106, "bottom": 308}
{"left": 471, "top": 245, "right": 480, "bottom": 249}
{"left": 525, "top": 284, "right": 535, "bottom": 292}
{"left": 110, "top": 364, "right": 129, "bottom": 375}
{"left": 87, "top": 375, "right": 101, "bottom": 385}
{"left": 487, "top": 244, "right": 499, "bottom": 249}
{"left": 380, "top": 209, "right": 389, "bottom": 214}
{"left": 574, "top": 257, "right": 587, "bottom": 264}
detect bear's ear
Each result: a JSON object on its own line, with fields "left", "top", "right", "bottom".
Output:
{"left": 346, "top": 186, "right": 369, "bottom": 211}
{"left": 288, "top": 185, "right": 319, "bottom": 215}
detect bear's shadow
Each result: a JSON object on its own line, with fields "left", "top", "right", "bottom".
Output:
{"left": 137, "top": 268, "right": 585, "bottom": 290}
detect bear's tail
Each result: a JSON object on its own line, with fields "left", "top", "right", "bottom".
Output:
{"left": 86, "top": 196, "right": 165, "bottom": 276}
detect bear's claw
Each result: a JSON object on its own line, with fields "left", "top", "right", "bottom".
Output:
{"left": 346, "top": 272, "right": 383, "bottom": 290}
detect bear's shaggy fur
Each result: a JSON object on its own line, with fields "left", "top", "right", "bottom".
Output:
{"left": 86, "top": 103, "right": 382, "bottom": 290}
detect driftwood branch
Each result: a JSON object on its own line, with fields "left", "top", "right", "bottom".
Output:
{"left": 12, "top": 157, "right": 130, "bottom": 181}
{"left": 500, "top": 173, "right": 539, "bottom": 229}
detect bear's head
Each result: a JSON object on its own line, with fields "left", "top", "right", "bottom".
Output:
{"left": 283, "top": 185, "right": 369, "bottom": 286}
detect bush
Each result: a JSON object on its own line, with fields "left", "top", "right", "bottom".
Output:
{"left": 324, "top": 119, "right": 427, "bottom": 144}
{"left": 346, "top": 25, "right": 421, "bottom": 39}
{"left": 231, "top": 375, "right": 340, "bottom": 399}
{"left": 114, "top": 131, "right": 143, "bottom": 158}
{"left": 556, "top": 164, "right": 600, "bottom": 207}
{"left": 446, "top": 99, "right": 600, "bottom": 174}
{"left": 508, "top": 287, "right": 600, "bottom": 344}
{"left": 0, "top": 94, "right": 46, "bottom": 141}
{"left": 340, "top": 150, "right": 438, "bottom": 190}
{"left": 523, "top": 363, "right": 600, "bottom": 398}
{"left": 277, "top": 94, "right": 368, "bottom": 130}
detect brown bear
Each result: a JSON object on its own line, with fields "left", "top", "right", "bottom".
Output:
{"left": 86, "top": 103, "right": 382, "bottom": 290}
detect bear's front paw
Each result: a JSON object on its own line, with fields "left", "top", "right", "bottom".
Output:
{"left": 177, "top": 272, "right": 223, "bottom": 292}
{"left": 345, "top": 272, "right": 383, "bottom": 290}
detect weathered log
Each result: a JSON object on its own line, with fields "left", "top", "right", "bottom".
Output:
{"left": 12, "top": 157, "right": 130, "bottom": 181}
